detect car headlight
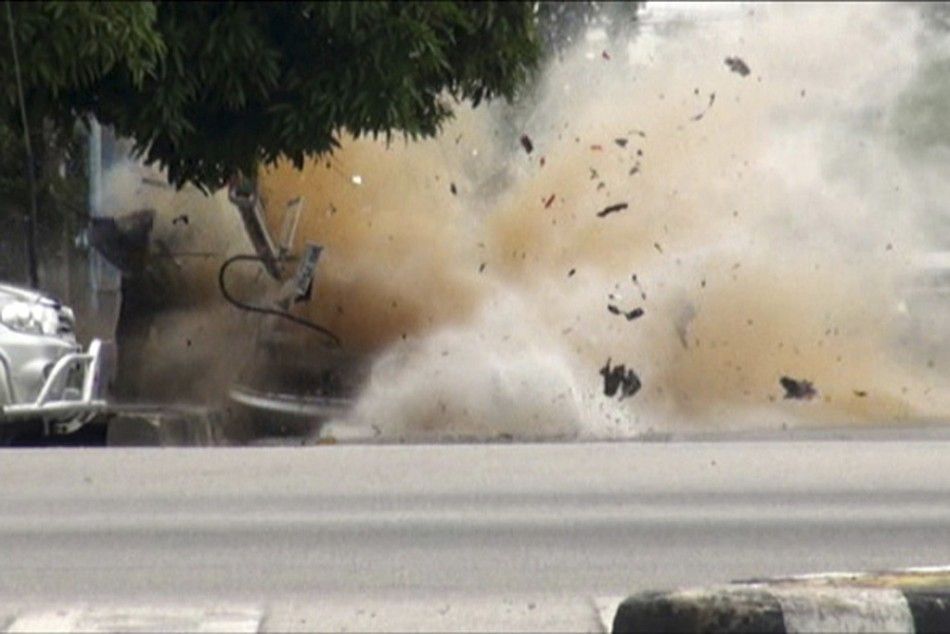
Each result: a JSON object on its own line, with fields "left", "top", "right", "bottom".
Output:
{"left": 0, "top": 301, "right": 60, "bottom": 336}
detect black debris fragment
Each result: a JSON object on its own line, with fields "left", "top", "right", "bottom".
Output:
{"left": 544, "top": 193, "right": 556, "bottom": 209}
{"left": 172, "top": 214, "right": 189, "bottom": 226}
{"left": 853, "top": 390, "right": 868, "bottom": 398}
{"left": 600, "top": 359, "right": 642, "bottom": 400}
{"left": 520, "top": 133, "right": 534, "bottom": 154}
{"left": 607, "top": 304, "right": 644, "bottom": 321}
{"left": 780, "top": 376, "right": 817, "bottom": 400}
{"left": 614, "top": 137, "right": 628, "bottom": 148}
{"left": 450, "top": 182, "right": 457, "bottom": 195}
{"left": 568, "top": 268, "right": 576, "bottom": 277}
{"left": 625, "top": 307, "right": 645, "bottom": 321}
{"left": 725, "top": 56, "right": 751, "bottom": 77}
{"left": 479, "top": 262, "right": 486, "bottom": 273}
{"left": 597, "top": 202, "right": 629, "bottom": 218}
{"left": 629, "top": 164, "right": 640, "bottom": 176}
{"left": 653, "top": 242, "right": 663, "bottom": 253}
{"left": 691, "top": 92, "right": 717, "bottom": 122}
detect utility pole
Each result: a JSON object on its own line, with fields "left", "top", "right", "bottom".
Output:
{"left": 5, "top": 1, "right": 39, "bottom": 289}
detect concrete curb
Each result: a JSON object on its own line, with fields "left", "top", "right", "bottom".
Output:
{"left": 612, "top": 567, "right": 950, "bottom": 633}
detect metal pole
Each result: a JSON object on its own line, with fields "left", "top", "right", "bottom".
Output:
{"left": 5, "top": 1, "right": 39, "bottom": 289}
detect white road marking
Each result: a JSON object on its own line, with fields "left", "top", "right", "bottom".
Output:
{"left": 5, "top": 606, "right": 261, "bottom": 633}
{"left": 774, "top": 586, "right": 914, "bottom": 634}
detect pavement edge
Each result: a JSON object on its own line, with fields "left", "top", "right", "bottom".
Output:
{"left": 611, "top": 567, "right": 950, "bottom": 633}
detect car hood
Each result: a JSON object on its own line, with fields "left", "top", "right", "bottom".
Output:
{"left": 0, "top": 283, "right": 60, "bottom": 308}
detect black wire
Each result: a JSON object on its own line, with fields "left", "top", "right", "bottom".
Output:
{"left": 218, "top": 254, "right": 342, "bottom": 348}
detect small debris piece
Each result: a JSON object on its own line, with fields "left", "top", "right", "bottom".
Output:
{"left": 520, "top": 134, "right": 534, "bottom": 154}
{"left": 602, "top": 50, "right": 611, "bottom": 60}
{"left": 614, "top": 137, "right": 628, "bottom": 148}
{"left": 351, "top": 174, "right": 363, "bottom": 186}
{"left": 597, "top": 202, "right": 629, "bottom": 218}
{"left": 589, "top": 168, "right": 599, "bottom": 180}
{"left": 691, "top": 92, "right": 717, "bottom": 122}
{"left": 479, "top": 262, "right": 486, "bottom": 273}
{"left": 629, "top": 164, "right": 641, "bottom": 176}
{"left": 853, "top": 390, "right": 868, "bottom": 398}
{"left": 725, "top": 56, "right": 751, "bottom": 77}
{"left": 540, "top": 156, "right": 546, "bottom": 168}
{"left": 780, "top": 376, "right": 818, "bottom": 400}
{"left": 625, "top": 307, "right": 645, "bottom": 321}
{"left": 600, "top": 358, "right": 642, "bottom": 400}
{"left": 172, "top": 214, "right": 189, "bottom": 226}
{"left": 544, "top": 193, "right": 556, "bottom": 209}
{"left": 568, "top": 268, "right": 576, "bottom": 277}
{"left": 450, "top": 182, "right": 457, "bottom": 195}
{"left": 653, "top": 242, "right": 663, "bottom": 253}
{"left": 590, "top": 144, "right": 603, "bottom": 151}
{"left": 608, "top": 304, "right": 644, "bottom": 321}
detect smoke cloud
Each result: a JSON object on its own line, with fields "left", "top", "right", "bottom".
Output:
{"left": 103, "top": 3, "right": 949, "bottom": 440}
{"left": 253, "top": 2, "right": 949, "bottom": 441}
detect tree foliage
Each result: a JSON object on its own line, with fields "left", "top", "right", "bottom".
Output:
{"left": 2, "top": 1, "right": 540, "bottom": 191}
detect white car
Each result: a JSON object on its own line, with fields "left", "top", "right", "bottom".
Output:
{"left": 0, "top": 282, "right": 111, "bottom": 442}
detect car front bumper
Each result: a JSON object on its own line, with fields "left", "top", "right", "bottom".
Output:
{"left": 1, "top": 339, "right": 113, "bottom": 423}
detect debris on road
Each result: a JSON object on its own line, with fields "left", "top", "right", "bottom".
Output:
{"left": 725, "top": 56, "right": 751, "bottom": 77}
{"left": 544, "top": 194, "right": 556, "bottom": 209}
{"left": 172, "top": 214, "right": 189, "bottom": 226}
{"left": 520, "top": 134, "right": 534, "bottom": 154}
{"left": 568, "top": 268, "right": 576, "bottom": 277}
{"left": 780, "top": 376, "right": 818, "bottom": 400}
{"left": 450, "top": 183, "right": 457, "bottom": 195}
{"left": 614, "top": 137, "right": 628, "bottom": 148}
{"left": 600, "top": 359, "right": 642, "bottom": 400}
{"left": 597, "top": 202, "right": 629, "bottom": 218}
{"left": 853, "top": 390, "right": 868, "bottom": 398}
{"left": 602, "top": 50, "right": 611, "bottom": 60}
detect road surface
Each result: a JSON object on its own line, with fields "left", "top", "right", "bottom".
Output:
{"left": 0, "top": 440, "right": 949, "bottom": 631}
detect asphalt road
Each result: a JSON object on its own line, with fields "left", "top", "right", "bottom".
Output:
{"left": 0, "top": 440, "right": 949, "bottom": 631}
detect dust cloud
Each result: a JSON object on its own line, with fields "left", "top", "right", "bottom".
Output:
{"left": 252, "top": 2, "right": 950, "bottom": 441}
{"left": 103, "top": 3, "right": 947, "bottom": 439}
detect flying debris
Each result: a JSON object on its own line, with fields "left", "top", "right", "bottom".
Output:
{"left": 608, "top": 305, "right": 644, "bottom": 321}
{"left": 520, "top": 134, "right": 534, "bottom": 154}
{"left": 725, "top": 56, "right": 751, "bottom": 77}
{"left": 600, "top": 359, "right": 642, "bottom": 400}
{"left": 780, "top": 376, "right": 818, "bottom": 400}
{"left": 691, "top": 92, "right": 717, "bottom": 121}
{"left": 597, "top": 202, "right": 629, "bottom": 218}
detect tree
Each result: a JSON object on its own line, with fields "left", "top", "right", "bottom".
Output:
{"left": 7, "top": 1, "right": 539, "bottom": 192}
{"left": 1, "top": 1, "right": 165, "bottom": 286}
{"left": 1, "top": 1, "right": 540, "bottom": 287}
